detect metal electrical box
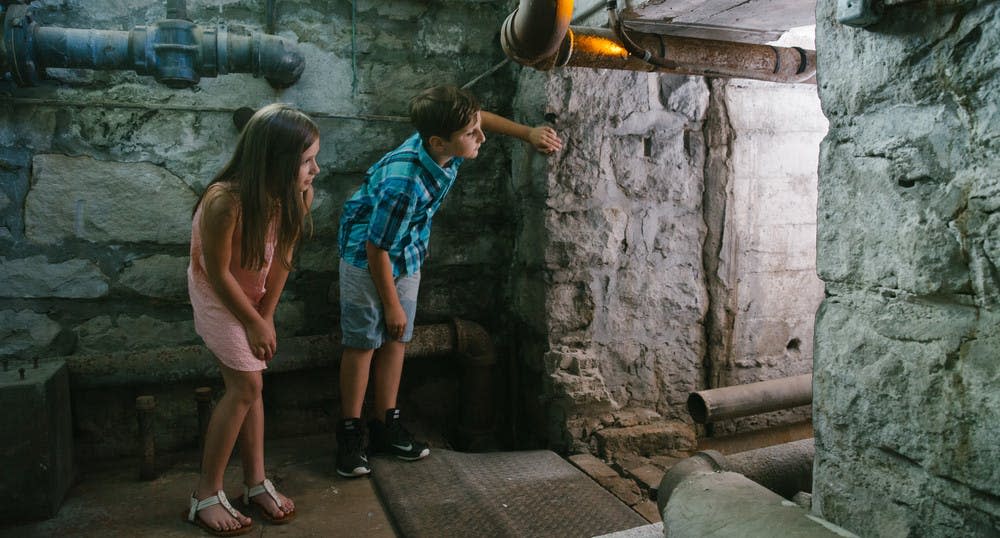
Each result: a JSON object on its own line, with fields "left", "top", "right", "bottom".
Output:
{"left": 0, "top": 360, "right": 75, "bottom": 521}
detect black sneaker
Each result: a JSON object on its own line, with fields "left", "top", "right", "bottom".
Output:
{"left": 336, "top": 418, "right": 371, "bottom": 477}
{"left": 369, "top": 408, "right": 430, "bottom": 461}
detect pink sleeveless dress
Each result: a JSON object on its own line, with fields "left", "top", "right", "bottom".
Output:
{"left": 187, "top": 184, "right": 276, "bottom": 371}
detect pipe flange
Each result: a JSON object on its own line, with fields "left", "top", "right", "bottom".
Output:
{"left": 3, "top": 5, "right": 41, "bottom": 86}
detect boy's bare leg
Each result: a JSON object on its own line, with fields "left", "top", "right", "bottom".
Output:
{"left": 194, "top": 365, "right": 256, "bottom": 531}
{"left": 372, "top": 340, "right": 406, "bottom": 418}
{"left": 239, "top": 396, "right": 293, "bottom": 519}
{"left": 340, "top": 347, "right": 376, "bottom": 417}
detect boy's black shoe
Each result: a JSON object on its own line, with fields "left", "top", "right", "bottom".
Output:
{"left": 368, "top": 408, "right": 430, "bottom": 461}
{"left": 336, "top": 418, "right": 371, "bottom": 477}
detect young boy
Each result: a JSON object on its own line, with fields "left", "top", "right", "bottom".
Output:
{"left": 335, "top": 85, "right": 562, "bottom": 477}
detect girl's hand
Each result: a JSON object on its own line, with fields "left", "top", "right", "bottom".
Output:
{"left": 528, "top": 126, "right": 563, "bottom": 154}
{"left": 247, "top": 316, "right": 277, "bottom": 361}
{"left": 384, "top": 302, "right": 408, "bottom": 341}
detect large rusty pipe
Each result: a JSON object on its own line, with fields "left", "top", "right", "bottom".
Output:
{"left": 563, "top": 27, "right": 815, "bottom": 84}
{"left": 687, "top": 373, "right": 812, "bottom": 424}
{"left": 498, "top": 1, "right": 816, "bottom": 84}
{"left": 500, "top": 0, "right": 573, "bottom": 69}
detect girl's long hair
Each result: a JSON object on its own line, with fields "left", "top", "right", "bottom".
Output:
{"left": 194, "top": 103, "right": 319, "bottom": 271}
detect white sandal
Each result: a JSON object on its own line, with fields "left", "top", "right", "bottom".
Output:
{"left": 184, "top": 490, "right": 253, "bottom": 536}
{"left": 243, "top": 478, "right": 296, "bottom": 524}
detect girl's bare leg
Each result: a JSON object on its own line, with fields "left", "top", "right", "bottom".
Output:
{"left": 193, "top": 365, "right": 259, "bottom": 532}
{"left": 239, "top": 395, "right": 294, "bottom": 518}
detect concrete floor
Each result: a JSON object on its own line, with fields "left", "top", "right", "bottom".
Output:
{"left": 0, "top": 434, "right": 397, "bottom": 538}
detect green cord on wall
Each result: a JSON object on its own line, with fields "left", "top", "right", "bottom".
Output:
{"left": 351, "top": 0, "right": 358, "bottom": 95}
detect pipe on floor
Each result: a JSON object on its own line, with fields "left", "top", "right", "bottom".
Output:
{"left": 717, "top": 438, "right": 814, "bottom": 498}
{"left": 499, "top": 0, "right": 816, "bottom": 84}
{"left": 687, "top": 373, "right": 812, "bottom": 423}
{"left": 657, "top": 445, "right": 856, "bottom": 537}
{"left": 53, "top": 320, "right": 496, "bottom": 450}
{"left": 658, "top": 439, "right": 815, "bottom": 513}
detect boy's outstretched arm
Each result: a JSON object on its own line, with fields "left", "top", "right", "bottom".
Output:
{"left": 481, "top": 111, "right": 563, "bottom": 154}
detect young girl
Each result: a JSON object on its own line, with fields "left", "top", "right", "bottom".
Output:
{"left": 185, "top": 103, "right": 319, "bottom": 536}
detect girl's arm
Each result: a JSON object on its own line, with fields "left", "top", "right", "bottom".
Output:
{"left": 258, "top": 185, "right": 313, "bottom": 323}
{"left": 480, "top": 111, "right": 563, "bottom": 154}
{"left": 259, "top": 263, "right": 289, "bottom": 323}
{"left": 365, "top": 241, "right": 407, "bottom": 341}
{"left": 200, "top": 191, "right": 277, "bottom": 361}
{"left": 255, "top": 185, "right": 314, "bottom": 355}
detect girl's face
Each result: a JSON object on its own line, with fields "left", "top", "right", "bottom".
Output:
{"left": 297, "top": 138, "right": 320, "bottom": 192}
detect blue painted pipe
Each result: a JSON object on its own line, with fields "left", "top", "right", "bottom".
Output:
{"left": 2, "top": 4, "right": 303, "bottom": 89}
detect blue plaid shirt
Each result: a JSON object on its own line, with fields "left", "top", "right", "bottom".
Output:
{"left": 338, "top": 133, "right": 463, "bottom": 276}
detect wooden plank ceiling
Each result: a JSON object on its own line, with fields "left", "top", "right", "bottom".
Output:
{"left": 624, "top": 0, "right": 817, "bottom": 44}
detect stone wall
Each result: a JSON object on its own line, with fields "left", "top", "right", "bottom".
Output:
{"left": 509, "top": 26, "right": 828, "bottom": 452}
{"left": 510, "top": 67, "right": 710, "bottom": 453}
{"left": 0, "top": 0, "right": 521, "bottom": 458}
{"left": 703, "top": 38, "right": 828, "bottom": 434}
{"left": 814, "top": 1, "right": 1000, "bottom": 535}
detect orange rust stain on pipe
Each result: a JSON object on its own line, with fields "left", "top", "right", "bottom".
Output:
{"left": 574, "top": 34, "right": 627, "bottom": 58}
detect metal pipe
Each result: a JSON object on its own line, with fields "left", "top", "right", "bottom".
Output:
{"left": 1, "top": 4, "right": 304, "bottom": 88}
{"left": 265, "top": 0, "right": 276, "bottom": 35}
{"left": 687, "top": 373, "right": 812, "bottom": 423}
{"left": 166, "top": 0, "right": 188, "bottom": 21}
{"left": 55, "top": 320, "right": 496, "bottom": 451}
{"left": 721, "top": 438, "right": 814, "bottom": 498}
{"left": 656, "top": 450, "right": 855, "bottom": 538}
{"left": 498, "top": 0, "right": 816, "bottom": 84}
{"left": 136, "top": 395, "right": 157, "bottom": 480}
{"left": 500, "top": 0, "right": 573, "bottom": 69}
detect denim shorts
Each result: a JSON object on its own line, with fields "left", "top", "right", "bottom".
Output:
{"left": 339, "top": 259, "right": 420, "bottom": 349}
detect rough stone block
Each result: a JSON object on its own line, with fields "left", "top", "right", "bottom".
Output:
{"left": 26, "top": 154, "right": 197, "bottom": 245}
{"left": 603, "top": 476, "right": 643, "bottom": 506}
{"left": 568, "top": 453, "right": 619, "bottom": 480}
{"left": 626, "top": 464, "right": 665, "bottom": 498}
{"left": 632, "top": 500, "right": 662, "bottom": 523}
{"left": 0, "top": 360, "right": 74, "bottom": 521}
{"left": 0, "top": 256, "right": 108, "bottom": 299}
{"left": 595, "top": 421, "right": 697, "bottom": 459}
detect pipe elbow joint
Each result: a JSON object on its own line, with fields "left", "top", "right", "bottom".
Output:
{"left": 253, "top": 32, "right": 305, "bottom": 89}
{"left": 500, "top": 2, "right": 573, "bottom": 71}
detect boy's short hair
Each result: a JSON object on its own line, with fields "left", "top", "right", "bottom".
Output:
{"left": 409, "top": 85, "right": 481, "bottom": 142}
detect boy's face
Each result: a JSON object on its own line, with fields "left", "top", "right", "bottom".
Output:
{"left": 439, "top": 111, "right": 485, "bottom": 160}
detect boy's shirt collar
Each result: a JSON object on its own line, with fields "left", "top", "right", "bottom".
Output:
{"left": 411, "top": 133, "right": 463, "bottom": 179}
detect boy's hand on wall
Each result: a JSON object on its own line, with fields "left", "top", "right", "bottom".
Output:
{"left": 528, "top": 126, "right": 563, "bottom": 154}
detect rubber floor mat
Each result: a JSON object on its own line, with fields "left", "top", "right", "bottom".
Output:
{"left": 371, "top": 449, "right": 647, "bottom": 538}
